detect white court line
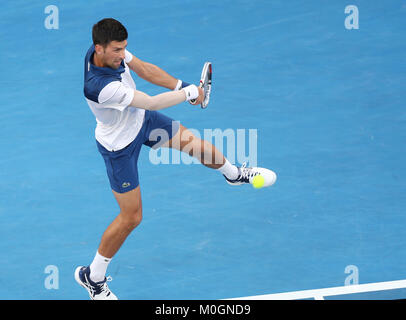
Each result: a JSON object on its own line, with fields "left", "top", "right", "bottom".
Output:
{"left": 226, "top": 279, "right": 406, "bottom": 300}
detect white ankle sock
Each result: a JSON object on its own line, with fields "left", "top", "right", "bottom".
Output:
{"left": 217, "top": 159, "right": 239, "bottom": 180}
{"left": 89, "top": 251, "right": 111, "bottom": 283}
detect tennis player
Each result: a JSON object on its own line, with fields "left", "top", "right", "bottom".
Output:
{"left": 75, "top": 18, "right": 277, "bottom": 300}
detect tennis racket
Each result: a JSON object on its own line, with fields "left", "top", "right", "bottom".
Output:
{"left": 191, "top": 62, "right": 212, "bottom": 109}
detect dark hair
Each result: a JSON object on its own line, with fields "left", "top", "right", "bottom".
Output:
{"left": 92, "top": 18, "right": 128, "bottom": 46}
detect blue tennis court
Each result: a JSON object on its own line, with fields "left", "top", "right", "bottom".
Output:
{"left": 0, "top": 0, "right": 405, "bottom": 300}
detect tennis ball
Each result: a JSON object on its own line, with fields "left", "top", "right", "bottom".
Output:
{"left": 252, "top": 175, "right": 265, "bottom": 189}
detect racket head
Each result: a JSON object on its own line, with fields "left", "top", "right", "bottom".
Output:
{"left": 200, "top": 62, "right": 212, "bottom": 109}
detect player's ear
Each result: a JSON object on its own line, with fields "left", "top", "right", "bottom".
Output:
{"left": 94, "top": 44, "right": 106, "bottom": 55}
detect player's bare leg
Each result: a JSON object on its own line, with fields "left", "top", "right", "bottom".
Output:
{"left": 75, "top": 186, "right": 142, "bottom": 300}
{"left": 162, "top": 124, "right": 277, "bottom": 187}
{"left": 162, "top": 124, "right": 226, "bottom": 169}
{"left": 98, "top": 186, "right": 143, "bottom": 258}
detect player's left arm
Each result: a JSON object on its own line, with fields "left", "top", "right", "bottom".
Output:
{"left": 125, "top": 50, "right": 203, "bottom": 104}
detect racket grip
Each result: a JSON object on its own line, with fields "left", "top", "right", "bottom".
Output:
{"left": 190, "top": 82, "right": 203, "bottom": 104}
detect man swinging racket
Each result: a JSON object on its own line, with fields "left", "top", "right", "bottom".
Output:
{"left": 75, "top": 18, "right": 277, "bottom": 300}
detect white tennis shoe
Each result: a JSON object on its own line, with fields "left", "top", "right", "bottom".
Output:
{"left": 224, "top": 163, "right": 277, "bottom": 187}
{"left": 74, "top": 266, "right": 117, "bottom": 300}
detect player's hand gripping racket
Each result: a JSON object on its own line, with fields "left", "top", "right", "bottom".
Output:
{"left": 191, "top": 62, "right": 212, "bottom": 109}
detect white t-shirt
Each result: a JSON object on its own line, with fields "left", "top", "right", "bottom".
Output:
{"left": 84, "top": 45, "right": 145, "bottom": 151}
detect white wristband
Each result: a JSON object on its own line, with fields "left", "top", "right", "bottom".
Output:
{"left": 174, "top": 79, "right": 183, "bottom": 91}
{"left": 183, "top": 85, "right": 199, "bottom": 101}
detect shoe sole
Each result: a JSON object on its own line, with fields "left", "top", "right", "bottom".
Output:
{"left": 226, "top": 172, "right": 277, "bottom": 187}
{"left": 226, "top": 180, "right": 244, "bottom": 186}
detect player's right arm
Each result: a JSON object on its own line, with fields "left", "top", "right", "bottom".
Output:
{"left": 98, "top": 81, "right": 200, "bottom": 111}
{"left": 129, "top": 86, "right": 200, "bottom": 111}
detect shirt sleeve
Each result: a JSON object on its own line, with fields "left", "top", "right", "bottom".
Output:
{"left": 125, "top": 49, "right": 133, "bottom": 64}
{"left": 98, "top": 81, "right": 134, "bottom": 111}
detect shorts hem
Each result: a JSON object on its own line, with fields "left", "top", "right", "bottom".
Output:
{"left": 111, "top": 181, "right": 140, "bottom": 194}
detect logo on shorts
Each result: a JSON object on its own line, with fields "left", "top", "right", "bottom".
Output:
{"left": 122, "top": 182, "right": 131, "bottom": 188}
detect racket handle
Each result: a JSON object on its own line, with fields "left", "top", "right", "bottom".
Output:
{"left": 190, "top": 81, "right": 203, "bottom": 104}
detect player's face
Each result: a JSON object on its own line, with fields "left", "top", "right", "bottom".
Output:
{"left": 99, "top": 40, "right": 127, "bottom": 69}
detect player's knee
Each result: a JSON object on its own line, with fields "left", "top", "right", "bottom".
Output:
{"left": 121, "top": 206, "right": 143, "bottom": 230}
{"left": 187, "top": 137, "right": 205, "bottom": 157}
{"left": 130, "top": 213, "right": 142, "bottom": 230}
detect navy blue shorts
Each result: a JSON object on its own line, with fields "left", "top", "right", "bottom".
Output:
{"left": 96, "top": 110, "right": 180, "bottom": 193}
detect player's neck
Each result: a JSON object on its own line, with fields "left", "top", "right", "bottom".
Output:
{"left": 92, "top": 52, "right": 106, "bottom": 68}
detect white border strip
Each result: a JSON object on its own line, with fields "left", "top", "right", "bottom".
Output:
{"left": 226, "top": 279, "right": 406, "bottom": 300}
